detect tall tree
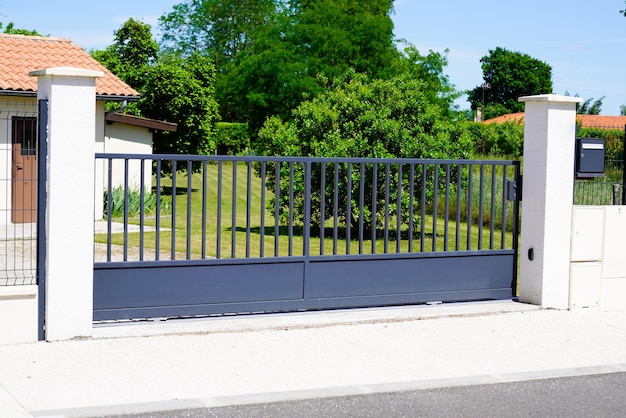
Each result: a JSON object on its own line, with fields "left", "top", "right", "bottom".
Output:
{"left": 159, "top": 0, "right": 277, "bottom": 69}
{"left": 468, "top": 47, "right": 553, "bottom": 119}
{"left": 222, "top": 0, "right": 400, "bottom": 135}
{"left": 578, "top": 96, "right": 604, "bottom": 115}
{"left": 288, "top": 0, "right": 399, "bottom": 80}
{"left": 398, "top": 46, "right": 461, "bottom": 117}
{"left": 139, "top": 54, "right": 220, "bottom": 158}
{"left": 92, "top": 19, "right": 220, "bottom": 158}
{"left": 91, "top": 18, "right": 159, "bottom": 88}
{"left": 564, "top": 91, "right": 604, "bottom": 115}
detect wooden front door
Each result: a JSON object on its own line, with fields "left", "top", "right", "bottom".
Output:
{"left": 12, "top": 117, "right": 37, "bottom": 223}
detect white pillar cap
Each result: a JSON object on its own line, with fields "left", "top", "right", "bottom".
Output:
{"left": 29, "top": 66, "right": 103, "bottom": 78}
{"left": 519, "top": 94, "right": 583, "bottom": 104}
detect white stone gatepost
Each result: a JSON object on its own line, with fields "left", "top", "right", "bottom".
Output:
{"left": 518, "top": 94, "right": 582, "bottom": 309}
{"left": 30, "top": 67, "right": 102, "bottom": 341}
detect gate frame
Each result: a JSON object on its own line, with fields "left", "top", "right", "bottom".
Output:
{"left": 93, "top": 155, "right": 522, "bottom": 321}
{"left": 37, "top": 99, "right": 48, "bottom": 341}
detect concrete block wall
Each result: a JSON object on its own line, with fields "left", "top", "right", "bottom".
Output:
{"left": 0, "top": 286, "right": 38, "bottom": 344}
{"left": 570, "top": 206, "right": 626, "bottom": 310}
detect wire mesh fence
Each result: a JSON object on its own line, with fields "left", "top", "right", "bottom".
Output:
{"left": 0, "top": 100, "right": 39, "bottom": 286}
{"left": 574, "top": 122, "right": 625, "bottom": 205}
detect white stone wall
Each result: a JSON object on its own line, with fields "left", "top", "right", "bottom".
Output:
{"left": 570, "top": 206, "right": 626, "bottom": 310}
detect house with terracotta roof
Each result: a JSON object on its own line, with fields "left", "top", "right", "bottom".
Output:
{"left": 0, "top": 34, "right": 176, "bottom": 224}
{"left": 484, "top": 112, "right": 626, "bottom": 130}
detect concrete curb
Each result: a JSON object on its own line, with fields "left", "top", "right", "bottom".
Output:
{"left": 92, "top": 300, "right": 538, "bottom": 340}
{"left": 30, "top": 364, "right": 626, "bottom": 418}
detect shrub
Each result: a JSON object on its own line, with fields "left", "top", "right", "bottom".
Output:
{"left": 103, "top": 187, "right": 171, "bottom": 218}
{"left": 465, "top": 121, "right": 524, "bottom": 158}
{"left": 215, "top": 122, "right": 251, "bottom": 155}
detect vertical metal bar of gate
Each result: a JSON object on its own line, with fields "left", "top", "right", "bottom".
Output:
{"left": 511, "top": 160, "right": 522, "bottom": 296}
{"left": 622, "top": 125, "right": 626, "bottom": 205}
{"left": 36, "top": 99, "right": 48, "bottom": 341}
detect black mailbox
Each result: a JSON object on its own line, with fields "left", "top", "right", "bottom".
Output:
{"left": 575, "top": 137, "right": 605, "bottom": 178}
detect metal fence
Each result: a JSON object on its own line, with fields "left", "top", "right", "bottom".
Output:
{"left": 574, "top": 123, "right": 625, "bottom": 205}
{"left": 95, "top": 154, "right": 520, "bottom": 264}
{"left": 0, "top": 101, "right": 38, "bottom": 286}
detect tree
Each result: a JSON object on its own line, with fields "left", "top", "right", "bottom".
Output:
{"left": 138, "top": 54, "right": 220, "bottom": 158}
{"left": 468, "top": 47, "right": 553, "bottom": 119}
{"left": 564, "top": 91, "right": 604, "bottom": 115}
{"left": 257, "top": 70, "right": 473, "bottom": 233}
{"left": 288, "top": 0, "right": 400, "bottom": 81}
{"left": 92, "top": 19, "right": 221, "bottom": 159}
{"left": 620, "top": 105, "right": 626, "bottom": 116}
{"left": 91, "top": 18, "right": 158, "bottom": 88}
{"left": 0, "top": 22, "right": 42, "bottom": 36}
{"left": 160, "top": 0, "right": 402, "bottom": 139}
{"left": 159, "top": 0, "right": 277, "bottom": 69}
{"left": 578, "top": 96, "right": 604, "bottom": 115}
{"left": 398, "top": 46, "right": 461, "bottom": 117}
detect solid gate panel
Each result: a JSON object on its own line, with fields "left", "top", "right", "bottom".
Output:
{"left": 307, "top": 253, "right": 514, "bottom": 299}
{"left": 94, "top": 261, "right": 305, "bottom": 312}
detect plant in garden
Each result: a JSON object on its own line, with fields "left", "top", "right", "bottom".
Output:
{"left": 103, "top": 187, "right": 171, "bottom": 218}
{"left": 257, "top": 70, "right": 473, "bottom": 236}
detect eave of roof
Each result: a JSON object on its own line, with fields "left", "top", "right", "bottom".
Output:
{"left": 0, "top": 89, "right": 139, "bottom": 102}
{"left": 0, "top": 34, "right": 139, "bottom": 98}
{"left": 106, "top": 112, "right": 177, "bottom": 132}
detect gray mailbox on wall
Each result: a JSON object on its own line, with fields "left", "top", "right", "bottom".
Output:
{"left": 575, "top": 137, "right": 605, "bottom": 178}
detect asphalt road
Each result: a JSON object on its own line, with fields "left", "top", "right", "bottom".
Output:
{"left": 112, "top": 371, "right": 626, "bottom": 418}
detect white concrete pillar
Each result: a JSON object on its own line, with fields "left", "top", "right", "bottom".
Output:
{"left": 518, "top": 94, "right": 582, "bottom": 309}
{"left": 30, "top": 67, "right": 102, "bottom": 341}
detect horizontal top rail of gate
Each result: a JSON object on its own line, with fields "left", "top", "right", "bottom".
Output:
{"left": 94, "top": 153, "right": 520, "bottom": 264}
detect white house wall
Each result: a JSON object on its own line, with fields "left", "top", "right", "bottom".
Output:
{"left": 94, "top": 119, "right": 153, "bottom": 220}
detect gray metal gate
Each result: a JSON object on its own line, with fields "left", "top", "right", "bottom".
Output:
{"left": 93, "top": 155, "right": 521, "bottom": 321}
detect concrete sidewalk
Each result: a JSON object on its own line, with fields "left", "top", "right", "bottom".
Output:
{"left": 1, "top": 301, "right": 625, "bottom": 417}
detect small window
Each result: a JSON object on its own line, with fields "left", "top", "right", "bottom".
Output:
{"left": 12, "top": 117, "right": 37, "bottom": 156}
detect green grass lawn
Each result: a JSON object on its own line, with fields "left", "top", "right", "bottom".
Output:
{"left": 96, "top": 162, "right": 516, "bottom": 260}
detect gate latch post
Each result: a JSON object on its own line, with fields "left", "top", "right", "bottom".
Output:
{"left": 507, "top": 178, "right": 520, "bottom": 201}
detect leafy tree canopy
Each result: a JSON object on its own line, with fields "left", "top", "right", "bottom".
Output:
{"left": 0, "top": 22, "right": 42, "bottom": 36}
{"left": 92, "top": 19, "right": 220, "bottom": 159}
{"left": 160, "top": 0, "right": 401, "bottom": 137}
{"left": 564, "top": 91, "right": 604, "bottom": 115}
{"left": 468, "top": 47, "right": 553, "bottom": 119}
{"left": 139, "top": 54, "right": 220, "bottom": 157}
{"left": 258, "top": 70, "right": 472, "bottom": 160}
{"left": 91, "top": 18, "right": 159, "bottom": 88}
{"left": 256, "top": 70, "right": 472, "bottom": 232}
{"left": 159, "top": 0, "right": 277, "bottom": 69}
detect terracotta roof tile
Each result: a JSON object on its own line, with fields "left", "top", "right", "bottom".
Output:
{"left": 576, "top": 115, "right": 626, "bottom": 130}
{"left": 0, "top": 34, "right": 139, "bottom": 98}
{"left": 484, "top": 112, "right": 626, "bottom": 130}
{"left": 483, "top": 112, "right": 525, "bottom": 125}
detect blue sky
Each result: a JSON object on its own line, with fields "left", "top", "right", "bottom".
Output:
{"left": 2, "top": 0, "right": 625, "bottom": 114}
